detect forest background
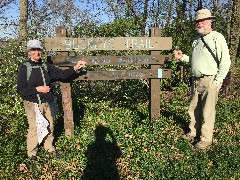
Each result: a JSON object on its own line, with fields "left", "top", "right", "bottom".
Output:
{"left": 0, "top": 0, "right": 240, "bottom": 179}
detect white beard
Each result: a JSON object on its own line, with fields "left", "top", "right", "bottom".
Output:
{"left": 196, "top": 24, "right": 211, "bottom": 35}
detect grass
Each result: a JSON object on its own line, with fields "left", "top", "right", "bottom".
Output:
{"left": 0, "top": 83, "right": 240, "bottom": 179}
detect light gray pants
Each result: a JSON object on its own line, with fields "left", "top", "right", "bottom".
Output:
{"left": 188, "top": 75, "right": 220, "bottom": 142}
{"left": 24, "top": 100, "right": 55, "bottom": 157}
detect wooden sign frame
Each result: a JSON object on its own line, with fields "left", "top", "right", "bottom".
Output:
{"left": 47, "top": 26, "right": 172, "bottom": 136}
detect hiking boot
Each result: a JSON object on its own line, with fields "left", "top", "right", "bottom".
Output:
{"left": 29, "top": 156, "right": 37, "bottom": 160}
{"left": 48, "top": 151, "right": 57, "bottom": 156}
{"left": 47, "top": 151, "right": 59, "bottom": 158}
{"left": 181, "top": 133, "right": 194, "bottom": 142}
{"left": 195, "top": 141, "right": 212, "bottom": 150}
{"left": 27, "top": 156, "right": 37, "bottom": 168}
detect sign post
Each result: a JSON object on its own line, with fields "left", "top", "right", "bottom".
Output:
{"left": 55, "top": 26, "right": 74, "bottom": 136}
{"left": 149, "top": 28, "right": 161, "bottom": 125}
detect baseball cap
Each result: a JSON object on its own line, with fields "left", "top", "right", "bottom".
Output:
{"left": 27, "top": 39, "right": 44, "bottom": 50}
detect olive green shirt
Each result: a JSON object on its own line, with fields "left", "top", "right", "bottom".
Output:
{"left": 182, "top": 31, "right": 231, "bottom": 85}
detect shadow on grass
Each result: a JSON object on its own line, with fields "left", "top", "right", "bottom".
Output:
{"left": 82, "top": 124, "right": 122, "bottom": 180}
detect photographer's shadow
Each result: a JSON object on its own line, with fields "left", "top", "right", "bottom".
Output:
{"left": 82, "top": 124, "right": 122, "bottom": 180}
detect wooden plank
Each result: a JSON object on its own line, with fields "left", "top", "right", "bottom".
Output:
{"left": 60, "top": 82, "right": 74, "bottom": 136}
{"left": 74, "top": 69, "right": 171, "bottom": 81}
{"left": 55, "top": 26, "right": 74, "bottom": 137}
{"left": 149, "top": 28, "right": 161, "bottom": 124}
{"left": 52, "top": 55, "right": 171, "bottom": 65}
{"left": 44, "top": 37, "right": 172, "bottom": 51}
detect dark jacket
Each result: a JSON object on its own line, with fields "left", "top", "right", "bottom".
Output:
{"left": 17, "top": 59, "right": 77, "bottom": 103}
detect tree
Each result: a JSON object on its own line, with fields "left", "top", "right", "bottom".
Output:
{"left": 27, "top": 0, "right": 76, "bottom": 38}
{"left": 126, "top": 0, "right": 149, "bottom": 35}
{"left": 226, "top": 0, "right": 233, "bottom": 44}
{"left": 19, "top": 0, "right": 28, "bottom": 43}
{"left": 25, "top": 0, "right": 101, "bottom": 38}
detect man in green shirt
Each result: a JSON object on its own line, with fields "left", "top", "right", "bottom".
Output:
{"left": 174, "top": 9, "right": 231, "bottom": 150}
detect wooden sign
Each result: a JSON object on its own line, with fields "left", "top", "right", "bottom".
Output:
{"left": 50, "top": 26, "right": 172, "bottom": 136}
{"left": 44, "top": 37, "right": 172, "bottom": 51}
{"left": 51, "top": 55, "right": 171, "bottom": 65}
{"left": 75, "top": 69, "right": 171, "bottom": 80}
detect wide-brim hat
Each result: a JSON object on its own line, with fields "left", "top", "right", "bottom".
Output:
{"left": 27, "top": 39, "right": 44, "bottom": 50}
{"left": 195, "top": 9, "right": 215, "bottom": 21}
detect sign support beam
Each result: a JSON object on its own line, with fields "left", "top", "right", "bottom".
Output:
{"left": 56, "top": 26, "right": 74, "bottom": 137}
{"left": 149, "top": 28, "right": 161, "bottom": 125}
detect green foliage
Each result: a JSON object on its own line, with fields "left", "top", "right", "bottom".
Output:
{"left": 0, "top": 41, "right": 26, "bottom": 136}
{"left": 213, "top": 15, "right": 228, "bottom": 38}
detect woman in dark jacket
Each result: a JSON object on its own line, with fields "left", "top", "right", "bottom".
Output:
{"left": 17, "top": 39, "right": 86, "bottom": 159}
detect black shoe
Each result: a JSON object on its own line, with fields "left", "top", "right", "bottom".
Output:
{"left": 29, "top": 156, "right": 37, "bottom": 160}
{"left": 27, "top": 156, "right": 37, "bottom": 168}
{"left": 48, "top": 151, "right": 59, "bottom": 158}
{"left": 181, "top": 133, "right": 194, "bottom": 142}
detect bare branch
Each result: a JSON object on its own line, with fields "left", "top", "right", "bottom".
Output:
{"left": 125, "top": 0, "right": 138, "bottom": 17}
{"left": 0, "top": 0, "right": 15, "bottom": 9}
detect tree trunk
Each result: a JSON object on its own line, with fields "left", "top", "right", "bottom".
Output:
{"left": 189, "top": 0, "right": 193, "bottom": 21}
{"left": 229, "top": 0, "right": 240, "bottom": 68}
{"left": 212, "top": 0, "right": 218, "bottom": 16}
{"left": 226, "top": 0, "right": 232, "bottom": 44}
{"left": 19, "top": 0, "right": 28, "bottom": 44}
{"left": 141, "top": 0, "right": 149, "bottom": 35}
{"left": 175, "top": 0, "right": 187, "bottom": 37}
{"left": 197, "top": 0, "right": 202, "bottom": 11}
{"left": 166, "top": 0, "right": 174, "bottom": 28}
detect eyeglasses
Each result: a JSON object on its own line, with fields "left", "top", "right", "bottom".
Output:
{"left": 195, "top": 18, "right": 212, "bottom": 23}
{"left": 30, "top": 48, "right": 42, "bottom": 51}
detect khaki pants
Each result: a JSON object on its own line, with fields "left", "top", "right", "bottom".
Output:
{"left": 188, "top": 76, "right": 220, "bottom": 142}
{"left": 24, "top": 100, "right": 55, "bottom": 157}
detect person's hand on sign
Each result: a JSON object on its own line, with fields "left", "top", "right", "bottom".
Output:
{"left": 173, "top": 46, "right": 183, "bottom": 60}
{"left": 74, "top": 58, "right": 86, "bottom": 71}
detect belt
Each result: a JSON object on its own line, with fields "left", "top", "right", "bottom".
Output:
{"left": 193, "top": 74, "right": 214, "bottom": 80}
